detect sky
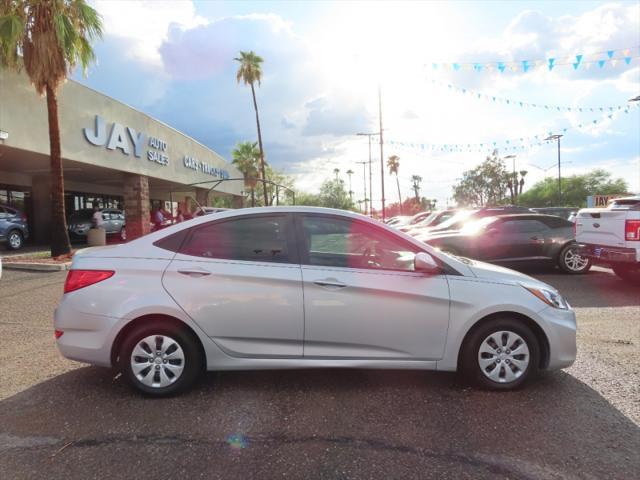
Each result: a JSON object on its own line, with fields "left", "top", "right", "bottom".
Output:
{"left": 76, "top": 0, "right": 640, "bottom": 208}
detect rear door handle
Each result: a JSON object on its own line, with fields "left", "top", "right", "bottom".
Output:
{"left": 177, "top": 267, "right": 211, "bottom": 277}
{"left": 313, "top": 279, "right": 347, "bottom": 289}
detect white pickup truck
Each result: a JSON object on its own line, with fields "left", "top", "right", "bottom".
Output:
{"left": 576, "top": 196, "right": 640, "bottom": 283}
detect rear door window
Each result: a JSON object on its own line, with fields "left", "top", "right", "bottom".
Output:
{"left": 180, "top": 215, "right": 294, "bottom": 264}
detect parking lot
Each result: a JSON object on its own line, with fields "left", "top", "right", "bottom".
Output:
{"left": 0, "top": 267, "right": 638, "bottom": 479}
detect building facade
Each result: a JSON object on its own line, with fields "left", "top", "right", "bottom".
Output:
{"left": 0, "top": 70, "right": 243, "bottom": 243}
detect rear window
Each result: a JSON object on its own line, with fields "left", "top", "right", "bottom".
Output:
{"left": 610, "top": 199, "right": 640, "bottom": 210}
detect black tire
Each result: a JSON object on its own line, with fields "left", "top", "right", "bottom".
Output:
{"left": 558, "top": 243, "right": 591, "bottom": 274}
{"left": 6, "top": 230, "right": 23, "bottom": 250}
{"left": 611, "top": 263, "right": 640, "bottom": 284}
{"left": 461, "top": 317, "right": 540, "bottom": 390}
{"left": 120, "top": 321, "right": 204, "bottom": 397}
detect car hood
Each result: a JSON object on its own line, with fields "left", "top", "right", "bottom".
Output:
{"left": 458, "top": 257, "right": 555, "bottom": 290}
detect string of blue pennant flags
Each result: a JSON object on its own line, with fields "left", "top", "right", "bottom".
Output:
{"left": 387, "top": 102, "right": 639, "bottom": 154}
{"left": 426, "top": 78, "right": 631, "bottom": 113}
{"left": 426, "top": 46, "right": 639, "bottom": 73}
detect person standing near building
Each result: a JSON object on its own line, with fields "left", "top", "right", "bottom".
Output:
{"left": 92, "top": 207, "right": 104, "bottom": 229}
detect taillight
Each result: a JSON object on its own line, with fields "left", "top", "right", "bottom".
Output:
{"left": 625, "top": 220, "right": 640, "bottom": 241}
{"left": 54, "top": 330, "right": 64, "bottom": 339}
{"left": 64, "top": 269, "right": 114, "bottom": 293}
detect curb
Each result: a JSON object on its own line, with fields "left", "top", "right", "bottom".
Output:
{"left": 2, "top": 262, "right": 71, "bottom": 272}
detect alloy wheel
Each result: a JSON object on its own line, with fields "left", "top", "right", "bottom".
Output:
{"left": 563, "top": 247, "right": 589, "bottom": 272}
{"left": 130, "top": 335, "right": 185, "bottom": 388}
{"left": 8, "top": 231, "right": 22, "bottom": 249}
{"left": 478, "top": 330, "right": 530, "bottom": 384}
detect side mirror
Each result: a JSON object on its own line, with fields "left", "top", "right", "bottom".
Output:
{"left": 414, "top": 252, "right": 440, "bottom": 274}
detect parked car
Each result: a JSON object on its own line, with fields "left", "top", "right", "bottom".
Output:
{"left": 576, "top": 196, "right": 640, "bottom": 283}
{"left": 531, "top": 207, "right": 577, "bottom": 220}
{"left": 55, "top": 206, "right": 576, "bottom": 396}
{"left": 399, "top": 209, "right": 457, "bottom": 233}
{"left": 421, "top": 214, "right": 591, "bottom": 274}
{"left": 0, "top": 205, "right": 29, "bottom": 250}
{"left": 411, "top": 206, "right": 533, "bottom": 237}
{"left": 68, "top": 209, "right": 126, "bottom": 241}
{"left": 385, "top": 215, "right": 413, "bottom": 227}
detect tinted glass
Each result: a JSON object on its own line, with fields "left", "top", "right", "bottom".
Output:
{"left": 180, "top": 215, "right": 291, "bottom": 263}
{"left": 301, "top": 216, "right": 418, "bottom": 271}
{"left": 499, "top": 219, "right": 548, "bottom": 234}
{"left": 540, "top": 216, "right": 572, "bottom": 228}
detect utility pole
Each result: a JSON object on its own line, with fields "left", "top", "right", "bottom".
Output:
{"left": 545, "top": 134, "right": 563, "bottom": 204}
{"left": 378, "top": 85, "right": 386, "bottom": 222}
{"left": 356, "top": 132, "right": 378, "bottom": 217}
{"left": 357, "top": 161, "right": 368, "bottom": 215}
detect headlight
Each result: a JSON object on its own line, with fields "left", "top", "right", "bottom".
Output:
{"left": 523, "top": 285, "right": 570, "bottom": 310}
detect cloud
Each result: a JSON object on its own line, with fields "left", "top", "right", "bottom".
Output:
{"left": 302, "top": 97, "right": 371, "bottom": 137}
{"left": 91, "top": 0, "right": 206, "bottom": 66}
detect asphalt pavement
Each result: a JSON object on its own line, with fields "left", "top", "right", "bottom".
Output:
{"left": 0, "top": 266, "right": 638, "bottom": 479}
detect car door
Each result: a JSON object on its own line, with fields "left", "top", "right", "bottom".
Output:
{"left": 162, "top": 213, "right": 304, "bottom": 357}
{"left": 480, "top": 218, "right": 548, "bottom": 262}
{"left": 109, "top": 211, "right": 124, "bottom": 234}
{"left": 296, "top": 214, "right": 450, "bottom": 360}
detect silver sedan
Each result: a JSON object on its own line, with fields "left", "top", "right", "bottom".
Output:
{"left": 54, "top": 206, "right": 576, "bottom": 396}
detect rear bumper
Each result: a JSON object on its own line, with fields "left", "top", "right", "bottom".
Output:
{"left": 577, "top": 243, "right": 639, "bottom": 263}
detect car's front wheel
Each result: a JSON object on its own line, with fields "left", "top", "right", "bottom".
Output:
{"left": 6, "top": 230, "right": 23, "bottom": 250}
{"left": 461, "top": 317, "right": 540, "bottom": 390}
{"left": 558, "top": 243, "right": 591, "bottom": 274}
{"left": 120, "top": 321, "right": 203, "bottom": 396}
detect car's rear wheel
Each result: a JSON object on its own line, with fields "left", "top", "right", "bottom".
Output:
{"left": 558, "top": 243, "right": 591, "bottom": 274}
{"left": 120, "top": 321, "right": 203, "bottom": 396}
{"left": 7, "top": 230, "right": 23, "bottom": 250}
{"left": 611, "top": 263, "right": 640, "bottom": 284}
{"left": 461, "top": 317, "right": 540, "bottom": 390}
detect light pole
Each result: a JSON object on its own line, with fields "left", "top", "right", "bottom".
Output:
{"left": 357, "top": 161, "right": 368, "bottom": 215}
{"left": 545, "top": 134, "right": 564, "bottom": 204}
{"left": 504, "top": 154, "right": 517, "bottom": 204}
{"left": 378, "top": 85, "right": 386, "bottom": 222}
{"left": 357, "top": 132, "right": 378, "bottom": 217}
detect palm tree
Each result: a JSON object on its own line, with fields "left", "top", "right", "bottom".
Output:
{"left": 333, "top": 168, "right": 340, "bottom": 180}
{"left": 411, "top": 175, "right": 423, "bottom": 202}
{"left": 0, "top": 0, "right": 102, "bottom": 257}
{"left": 387, "top": 155, "right": 402, "bottom": 214}
{"left": 231, "top": 141, "right": 260, "bottom": 207}
{"left": 235, "top": 51, "right": 268, "bottom": 205}
{"left": 346, "top": 169, "right": 354, "bottom": 203}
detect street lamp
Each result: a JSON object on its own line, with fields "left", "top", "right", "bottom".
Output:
{"left": 544, "top": 134, "right": 564, "bottom": 204}
{"left": 357, "top": 132, "right": 378, "bottom": 217}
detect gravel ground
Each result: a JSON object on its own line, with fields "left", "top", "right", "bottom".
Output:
{"left": 0, "top": 266, "right": 638, "bottom": 479}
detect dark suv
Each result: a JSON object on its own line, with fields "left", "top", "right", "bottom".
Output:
{"left": 0, "top": 205, "right": 29, "bottom": 250}
{"left": 68, "top": 209, "right": 126, "bottom": 241}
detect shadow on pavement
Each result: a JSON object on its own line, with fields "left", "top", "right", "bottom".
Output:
{"left": 0, "top": 366, "right": 638, "bottom": 479}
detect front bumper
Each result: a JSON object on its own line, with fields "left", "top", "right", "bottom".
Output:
{"left": 577, "top": 243, "right": 638, "bottom": 263}
{"left": 538, "top": 306, "right": 577, "bottom": 370}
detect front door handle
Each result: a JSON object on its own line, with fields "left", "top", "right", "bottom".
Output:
{"left": 177, "top": 267, "right": 211, "bottom": 277}
{"left": 313, "top": 279, "right": 347, "bottom": 289}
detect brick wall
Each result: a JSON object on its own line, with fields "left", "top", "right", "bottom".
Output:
{"left": 123, "top": 173, "right": 150, "bottom": 240}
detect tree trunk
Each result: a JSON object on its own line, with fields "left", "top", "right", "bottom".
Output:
{"left": 251, "top": 188, "right": 255, "bottom": 207}
{"left": 396, "top": 175, "right": 403, "bottom": 215}
{"left": 46, "top": 84, "right": 72, "bottom": 257}
{"left": 250, "top": 83, "right": 269, "bottom": 206}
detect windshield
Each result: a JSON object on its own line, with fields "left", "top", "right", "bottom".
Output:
{"left": 459, "top": 216, "right": 497, "bottom": 234}
{"left": 431, "top": 210, "right": 477, "bottom": 231}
